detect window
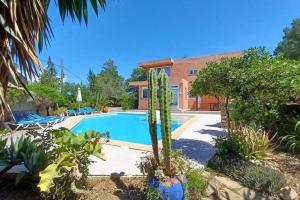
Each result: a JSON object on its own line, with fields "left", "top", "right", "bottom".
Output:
{"left": 142, "top": 87, "right": 148, "bottom": 98}
{"left": 189, "top": 69, "right": 198, "bottom": 76}
{"left": 156, "top": 67, "right": 171, "bottom": 76}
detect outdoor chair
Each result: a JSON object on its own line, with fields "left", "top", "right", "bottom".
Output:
{"left": 85, "top": 107, "right": 94, "bottom": 114}
{"left": 4, "top": 113, "right": 48, "bottom": 131}
{"left": 67, "top": 109, "right": 77, "bottom": 116}
{"left": 31, "top": 113, "right": 64, "bottom": 122}
{"left": 78, "top": 108, "right": 87, "bottom": 115}
{"left": 23, "top": 113, "right": 60, "bottom": 125}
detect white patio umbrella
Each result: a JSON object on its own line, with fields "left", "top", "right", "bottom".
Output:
{"left": 76, "top": 87, "right": 82, "bottom": 112}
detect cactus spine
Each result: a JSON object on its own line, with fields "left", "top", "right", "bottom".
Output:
{"left": 148, "top": 69, "right": 160, "bottom": 165}
{"left": 158, "top": 70, "right": 172, "bottom": 177}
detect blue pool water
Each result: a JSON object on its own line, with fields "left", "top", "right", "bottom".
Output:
{"left": 71, "top": 113, "right": 183, "bottom": 145}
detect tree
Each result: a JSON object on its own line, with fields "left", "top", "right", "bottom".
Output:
{"left": 275, "top": 18, "right": 300, "bottom": 60}
{"left": 126, "top": 67, "right": 147, "bottom": 83}
{"left": 0, "top": 0, "right": 106, "bottom": 121}
{"left": 28, "top": 83, "right": 65, "bottom": 115}
{"left": 62, "top": 82, "right": 90, "bottom": 106}
{"left": 125, "top": 67, "right": 147, "bottom": 108}
{"left": 192, "top": 47, "right": 300, "bottom": 133}
{"left": 87, "top": 68, "right": 96, "bottom": 93}
{"left": 40, "top": 57, "right": 59, "bottom": 88}
{"left": 230, "top": 48, "right": 300, "bottom": 132}
{"left": 191, "top": 57, "right": 239, "bottom": 133}
{"left": 93, "top": 59, "right": 125, "bottom": 105}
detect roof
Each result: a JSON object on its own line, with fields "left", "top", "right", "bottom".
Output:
{"left": 128, "top": 81, "right": 148, "bottom": 86}
{"left": 138, "top": 51, "right": 243, "bottom": 69}
{"left": 138, "top": 58, "right": 174, "bottom": 68}
{"left": 174, "top": 51, "right": 243, "bottom": 62}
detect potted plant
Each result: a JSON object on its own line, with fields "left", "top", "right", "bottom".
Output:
{"left": 143, "top": 69, "right": 187, "bottom": 200}
{"left": 99, "top": 98, "right": 111, "bottom": 113}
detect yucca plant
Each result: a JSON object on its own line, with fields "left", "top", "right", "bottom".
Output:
{"left": 148, "top": 69, "right": 160, "bottom": 165}
{"left": 280, "top": 121, "right": 300, "bottom": 154}
{"left": 0, "top": 0, "right": 106, "bottom": 121}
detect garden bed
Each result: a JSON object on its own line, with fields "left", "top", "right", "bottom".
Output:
{"left": 0, "top": 176, "right": 145, "bottom": 200}
{"left": 263, "top": 151, "right": 300, "bottom": 197}
{"left": 207, "top": 151, "right": 300, "bottom": 199}
{"left": 77, "top": 177, "right": 145, "bottom": 200}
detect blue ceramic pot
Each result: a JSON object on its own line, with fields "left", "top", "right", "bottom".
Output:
{"left": 149, "top": 176, "right": 186, "bottom": 200}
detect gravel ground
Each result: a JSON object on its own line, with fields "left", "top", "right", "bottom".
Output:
{"left": 77, "top": 177, "right": 145, "bottom": 200}
{"left": 264, "top": 151, "right": 300, "bottom": 197}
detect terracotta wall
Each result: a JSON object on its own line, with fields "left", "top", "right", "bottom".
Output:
{"left": 137, "top": 85, "right": 223, "bottom": 111}
{"left": 138, "top": 85, "right": 149, "bottom": 110}
{"left": 188, "top": 96, "right": 221, "bottom": 111}
{"left": 179, "top": 79, "right": 189, "bottom": 111}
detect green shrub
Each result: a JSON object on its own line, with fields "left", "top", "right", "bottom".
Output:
{"left": 53, "top": 107, "right": 67, "bottom": 116}
{"left": 241, "top": 164, "right": 286, "bottom": 194}
{"left": 208, "top": 155, "right": 285, "bottom": 194}
{"left": 279, "top": 120, "right": 300, "bottom": 154}
{"left": 0, "top": 128, "right": 10, "bottom": 137}
{"left": 214, "top": 134, "right": 240, "bottom": 156}
{"left": 70, "top": 102, "right": 90, "bottom": 110}
{"left": 120, "top": 95, "right": 135, "bottom": 111}
{"left": 186, "top": 169, "right": 209, "bottom": 199}
{"left": 215, "top": 126, "right": 272, "bottom": 160}
{"left": 142, "top": 182, "right": 161, "bottom": 200}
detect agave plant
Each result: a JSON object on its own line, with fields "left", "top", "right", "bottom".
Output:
{"left": 0, "top": 136, "right": 46, "bottom": 183}
{"left": 0, "top": 0, "right": 106, "bottom": 121}
{"left": 16, "top": 138, "right": 47, "bottom": 184}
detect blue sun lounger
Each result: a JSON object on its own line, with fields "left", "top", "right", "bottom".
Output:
{"left": 5, "top": 113, "right": 47, "bottom": 131}
{"left": 23, "top": 113, "right": 61, "bottom": 124}
{"left": 67, "top": 109, "right": 77, "bottom": 116}
{"left": 78, "top": 108, "right": 87, "bottom": 115}
{"left": 30, "top": 113, "right": 64, "bottom": 122}
{"left": 85, "top": 107, "right": 94, "bottom": 114}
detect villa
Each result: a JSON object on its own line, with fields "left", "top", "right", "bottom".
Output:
{"left": 129, "top": 51, "right": 243, "bottom": 111}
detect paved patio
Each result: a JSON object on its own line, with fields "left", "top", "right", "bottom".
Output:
{"left": 5, "top": 112, "right": 223, "bottom": 176}
{"left": 86, "top": 112, "right": 223, "bottom": 176}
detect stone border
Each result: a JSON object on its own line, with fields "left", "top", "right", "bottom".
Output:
{"left": 62, "top": 112, "right": 199, "bottom": 152}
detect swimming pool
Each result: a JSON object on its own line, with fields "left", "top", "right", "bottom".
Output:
{"left": 71, "top": 113, "right": 185, "bottom": 145}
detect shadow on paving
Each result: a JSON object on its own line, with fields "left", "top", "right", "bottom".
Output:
{"left": 172, "top": 139, "right": 216, "bottom": 165}
{"left": 194, "top": 128, "right": 224, "bottom": 137}
{"left": 205, "top": 122, "right": 222, "bottom": 128}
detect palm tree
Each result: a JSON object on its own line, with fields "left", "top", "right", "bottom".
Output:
{"left": 0, "top": 0, "right": 106, "bottom": 121}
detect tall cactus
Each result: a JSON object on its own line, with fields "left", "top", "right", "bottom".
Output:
{"left": 148, "top": 69, "right": 160, "bottom": 165}
{"left": 158, "top": 69, "right": 172, "bottom": 177}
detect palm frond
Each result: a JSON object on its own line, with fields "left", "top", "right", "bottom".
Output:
{"left": 0, "top": 0, "right": 106, "bottom": 121}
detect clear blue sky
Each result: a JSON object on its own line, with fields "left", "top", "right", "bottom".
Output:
{"left": 38, "top": 0, "right": 300, "bottom": 83}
